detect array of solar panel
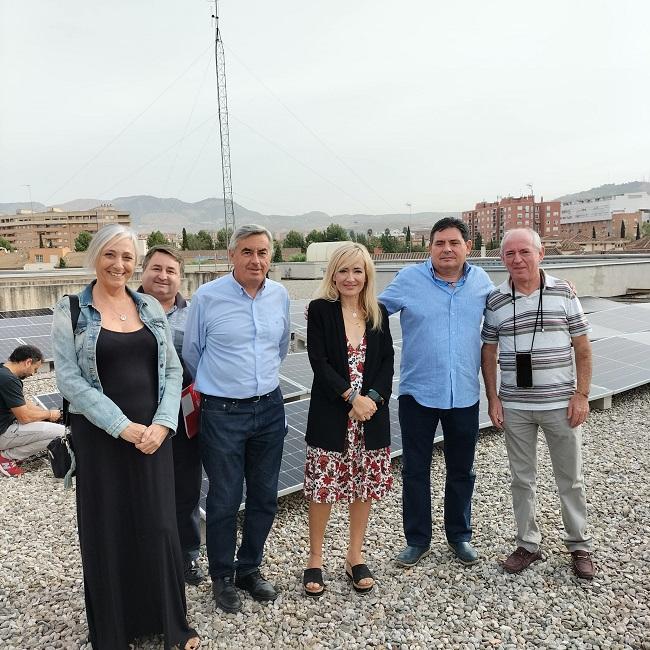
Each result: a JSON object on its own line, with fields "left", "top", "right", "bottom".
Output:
{"left": 591, "top": 336, "right": 650, "bottom": 392}
{"left": 0, "top": 308, "right": 53, "bottom": 319}
{"left": 0, "top": 314, "right": 54, "bottom": 360}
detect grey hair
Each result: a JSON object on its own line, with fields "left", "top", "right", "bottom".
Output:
{"left": 85, "top": 224, "right": 139, "bottom": 269}
{"left": 500, "top": 227, "right": 542, "bottom": 253}
{"left": 228, "top": 224, "right": 273, "bottom": 252}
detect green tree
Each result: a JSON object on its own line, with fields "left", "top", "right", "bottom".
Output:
{"left": 355, "top": 232, "right": 369, "bottom": 247}
{"left": 74, "top": 231, "right": 93, "bottom": 252}
{"left": 620, "top": 220, "right": 626, "bottom": 239}
{"left": 215, "top": 228, "right": 228, "bottom": 249}
{"left": 592, "top": 226, "right": 596, "bottom": 239}
{"left": 474, "top": 231, "right": 483, "bottom": 250}
{"left": 57, "top": 256, "right": 67, "bottom": 269}
{"left": 405, "top": 226, "right": 412, "bottom": 250}
{"left": 283, "top": 230, "right": 306, "bottom": 250}
{"left": 379, "top": 232, "right": 398, "bottom": 253}
{"left": 39, "top": 232, "right": 45, "bottom": 248}
{"left": 635, "top": 222, "right": 641, "bottom": 240}
{"left": 147, "top": 230, "right": 168, "bottom": 248}
{"left": 305, "top": 229, "right": 324, "bottom": 246}
{"left": 182, "top": 227, "right": 189, "bottom": 250}
{"left": 421, "top": 235, "right": 425, "bottom": 248}
{"left": 272, "top": 240, "right": 283, "bottom": 263}
{"left": 0, "top": 237, "right": 15, "bottom": 251}
{"left": 195, "top": 230, "right": 214, "bottom": 249}
{"left": 643, "top": 222, "right": 650, "bottom": 237}
{"left": 323, "top": 223, "right": 349, "bottom": 241}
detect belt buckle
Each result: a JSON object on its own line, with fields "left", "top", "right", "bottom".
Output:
{"left": 251, "top": 394, "right": 262, "bottom": 403}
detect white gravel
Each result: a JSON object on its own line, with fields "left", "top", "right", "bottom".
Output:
{"left": 1, "top": 375, "right": 648, "bottom": 649}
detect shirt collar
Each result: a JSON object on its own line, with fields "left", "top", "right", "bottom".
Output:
{"left": 229, "top": 271, "right": 267, "bottom": 297}
{"left": 428, "top": 259, "right": 471, "bottom": 285}
{"left": 499, "top": 269, "right": 550, "bottom": 296}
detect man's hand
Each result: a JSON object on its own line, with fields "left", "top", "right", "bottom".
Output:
{"left": 487, "top": 396, "right": 504, "bottom": 430}
{"left": 136, "top": 424, "right": 169, "bottom": 454}
{"left": 48, "top": 408, "right": 61, "bottom": 422}
{"left": 119, "top": 422, "right": 147, "bottom": 444}
{"left": 348, "top": 395, "right": 377, "bottom": 422}
{"left": 567, "top": 393, "right": 589, "bottom": 428}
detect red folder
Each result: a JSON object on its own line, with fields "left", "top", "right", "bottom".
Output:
{"left": 181, "top": 384, "right": 201, "bottom": 439}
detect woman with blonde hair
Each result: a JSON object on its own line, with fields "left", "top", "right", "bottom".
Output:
{"left": 303, "top": 242, "right": 394, "bottom": 597}
{"left": 52, "top": 225, "right": 199, "bottom": 649}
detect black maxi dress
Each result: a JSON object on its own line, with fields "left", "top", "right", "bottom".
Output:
{"left": 70, "top": 327, "right": 195, "bottom": 649}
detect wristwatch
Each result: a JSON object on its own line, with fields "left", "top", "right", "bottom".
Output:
{"left": 366, "top": 389, "right": 385, "bottom": 406}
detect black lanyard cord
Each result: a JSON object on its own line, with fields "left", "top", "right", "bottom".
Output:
{"left": 511, "top": 272, "right": 544, "bottom": 354}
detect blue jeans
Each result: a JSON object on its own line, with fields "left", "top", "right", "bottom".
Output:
{"left": 199, "top": 387, "right": 286, "bottom": 579}
{"left": 398, "top": 395, "right": 479, "bottom": 547}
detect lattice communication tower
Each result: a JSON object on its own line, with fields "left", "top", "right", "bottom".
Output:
{"left": 213, "top": 3, "right": 235, "bottom": 247}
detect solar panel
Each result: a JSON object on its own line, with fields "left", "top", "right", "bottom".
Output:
{"left": 279, "top": 352, "right": 313, "bottom": 390}
{"left": 578, "top": 297, "right": 625, "bottom": 314}
{"left": 0, "top": 308, "right": 53, "bottom": 319}
{"left": 0, "top": 338, "right": 20, "bottom": 360}
{"left": 32, "top": 393, "right": 64, "bottom": 410}
{"left": 591, "top": 336, "right": 650, "bottom": 392}
{"left": 588, "top": 305, "right": 650, "bottom": 335}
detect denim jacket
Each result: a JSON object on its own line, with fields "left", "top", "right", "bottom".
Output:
{"left": 52, "top": 281, "right": 182, "bottom": 437}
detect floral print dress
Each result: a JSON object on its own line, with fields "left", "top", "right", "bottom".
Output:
{"left": 304, "top": 336, "right": 393, "bottom": 503}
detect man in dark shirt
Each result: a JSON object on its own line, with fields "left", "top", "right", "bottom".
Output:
{"left": 139, "top": 245, "right": 205, "bottom": 586}
{"left": 0, "top": 345, "right": 63, "bottom": 477}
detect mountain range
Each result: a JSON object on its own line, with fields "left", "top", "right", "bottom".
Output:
{"left": 2, "top": 181, "right": 648, "bottom": 234}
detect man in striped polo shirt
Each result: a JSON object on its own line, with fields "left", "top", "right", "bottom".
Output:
{"left": 480, "top": 227, "right": 595, "bottom": 580}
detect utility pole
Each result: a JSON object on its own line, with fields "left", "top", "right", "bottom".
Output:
{"left": 212, "top": 2, "right": 235, "bottom": 255}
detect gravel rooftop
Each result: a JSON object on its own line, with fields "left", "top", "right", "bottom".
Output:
{"left": 1, "top": 375, "right": 648, "bottom": 649}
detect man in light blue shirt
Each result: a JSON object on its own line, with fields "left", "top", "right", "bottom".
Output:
{"left": 380, "top": 217, "right": 493, "bottom": 567}
{"left": 183, "top": 224, "right": 289, "bottom": 613}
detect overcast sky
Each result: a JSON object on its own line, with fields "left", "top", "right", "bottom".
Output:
{"left": 1, "top": 0, "right": 649, "bottom": 216}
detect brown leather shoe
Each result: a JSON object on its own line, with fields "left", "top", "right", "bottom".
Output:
{"left": 571, "top": 550, "right": 595, "bottom": 580}
{"left": 501, "top": 547, "right": 543, "bottom": 574}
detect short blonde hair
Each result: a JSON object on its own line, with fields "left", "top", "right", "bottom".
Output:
{"left": 315, "top": 242, "right": 382, "bottom": 331}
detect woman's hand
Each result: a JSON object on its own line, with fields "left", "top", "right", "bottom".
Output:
{"left": 119, "top": 422, "right": 147, "bottom": 444}
{"left": 136, "top": 424, "right": 169, "bottom": 454}
{"left": 348, "top": 395, "right": 377, "bottom": 422}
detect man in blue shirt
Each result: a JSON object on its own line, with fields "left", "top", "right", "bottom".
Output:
{"left": 380, "top": 217, "right": 493, "bottom": 567}
{"left": 183, "top": 224, "right": 290, "bottom": 613}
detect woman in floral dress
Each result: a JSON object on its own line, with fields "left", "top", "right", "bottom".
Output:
{"left": 303, "top": 243, "right": 394, "bottom": 597}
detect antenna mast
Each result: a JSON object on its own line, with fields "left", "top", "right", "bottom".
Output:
{"left": 213, "top": 2, "right": 235, "bottom": 249}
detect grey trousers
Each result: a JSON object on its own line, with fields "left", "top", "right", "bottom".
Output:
{"left": 503, "top": 407, "right": 592, "bottom": 553}
{"left": 0, "top": 421, "right": 65, "bottom": 461}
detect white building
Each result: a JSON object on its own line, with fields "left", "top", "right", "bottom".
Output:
{"left": 561, "top": 191, "right": 650, "bottom": 225}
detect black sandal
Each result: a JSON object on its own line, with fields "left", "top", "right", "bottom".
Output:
{"left": 345, "top": 562, "right": 374, "bottom": 594}
{"left": 303, "top": 567, "right": 325, "bottom": 598}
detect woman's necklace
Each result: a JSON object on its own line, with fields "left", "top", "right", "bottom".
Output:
{"left": 95, "top": 295, "right": 130, "bottom": 321}
{"left": 342, "top": 304, "right": 363, "bottom": 326}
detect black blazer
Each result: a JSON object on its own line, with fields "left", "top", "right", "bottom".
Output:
{"left": 305, "top": 298, "right": 394, "bottom": 452}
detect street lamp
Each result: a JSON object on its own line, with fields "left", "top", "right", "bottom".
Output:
{"left": 406, "top": 203, "right": 412, "bottom": 252}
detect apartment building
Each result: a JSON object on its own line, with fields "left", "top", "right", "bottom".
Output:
{"left": 0, "top": 204, "right": 131, "bottom": 252}
{"left": 462, "top": 195, "right": 560, "bottom": 243}
{"left": 559, "top": 191, "right": 650, "bottom": 238}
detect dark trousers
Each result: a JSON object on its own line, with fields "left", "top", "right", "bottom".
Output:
{"left": 398, "top": 395, "right": 479, "bottom": 547}
{"left": 199, "top": 387, "right": 286, "bottom": 579}
{"left": 172, "top": 418, "right": 203, "bottom": 564}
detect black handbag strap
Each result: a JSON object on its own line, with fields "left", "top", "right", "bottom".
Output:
{"left": 62, "top": 295, "right": 81, "bottom": 424}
